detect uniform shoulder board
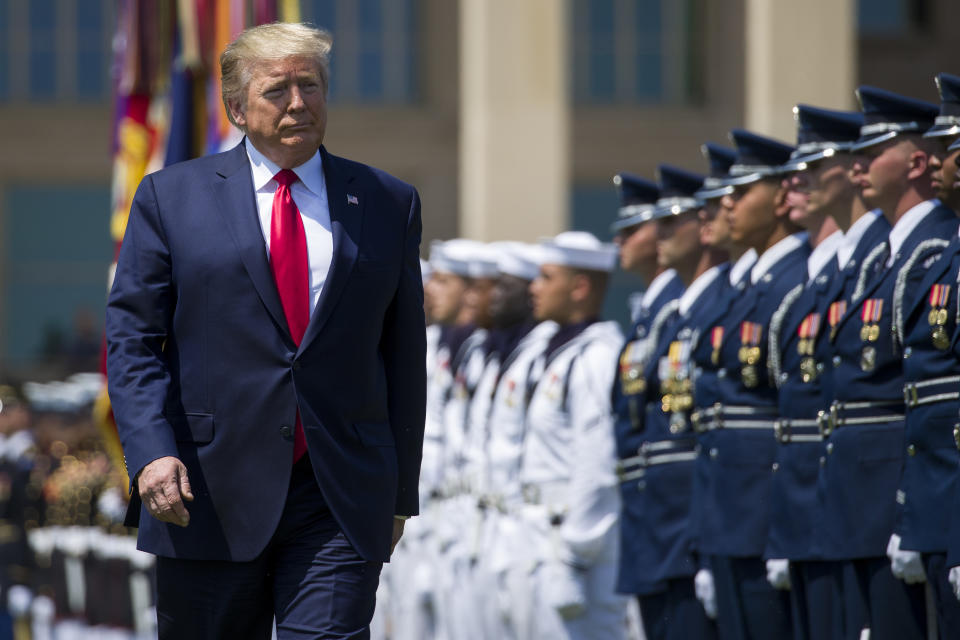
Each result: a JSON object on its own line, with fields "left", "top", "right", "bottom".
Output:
{"left": 893, "top": 238, "right": 950, "bottom": 348}
{"left": 852, "top": 241, "right": 888, "bottom": 302}
{"left": 768, "top": 282, "right": 805, "bottom": 388}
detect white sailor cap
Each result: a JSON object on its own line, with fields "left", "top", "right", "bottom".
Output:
{"left": 428, "top": 239, "right": 498, "bottom": 278}
{"left": 491, "top": 242, "right": 541, "bottom": 281}
{"left": 537, "top": 231, "right": 618, "bottom": 272}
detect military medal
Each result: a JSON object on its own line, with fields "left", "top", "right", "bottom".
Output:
{"left": 739, "top": 321, "right": 763, "bottom": 388}
{"left": 659, "top": 341, "right": 693, "bottom": 431}
{"left": 928, "top": 284, "right": 952, "bottom": 350}
{"left": 828, "top": 300, "right": 847, "bottom": 341}
{"left": 710, "top": 326, "right": 724, "bottom": 365}
{"left": 619, "top": 341, "right": 647, "bottom": 395}
{"left": 797, "top": 313, "right": 821, "bottom": 383}
{"left": 860, "top": 345, "right": 877, "bottom": 372}
{"left": 860, "top": 299, "right": 883, "bottom": 343}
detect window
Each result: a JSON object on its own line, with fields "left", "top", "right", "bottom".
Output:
{"left": 858, "top": 0, "right": 928, "bottom": 36}
{"left": 572, "top": 0, "right": 703, "bottom": 105}
{"left": 0, "top": 0, "right": 113, "bottom": 103}
{"left": 302, "top": 0, "right": 418, "bottom": 104}
{"left": 3, "top": 186, "right": 113, "bottom": 365}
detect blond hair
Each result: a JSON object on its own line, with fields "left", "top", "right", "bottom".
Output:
{"left": 220, "top": 22, "right": 333, "bottom": 127}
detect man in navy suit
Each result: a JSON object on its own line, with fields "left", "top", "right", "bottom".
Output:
{"left": 105, "top": 23, "right": 425, "bottom": 639}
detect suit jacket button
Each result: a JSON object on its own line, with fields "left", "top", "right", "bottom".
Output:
{"left": 280, "top": 425, "right": 293, "bottom": 441}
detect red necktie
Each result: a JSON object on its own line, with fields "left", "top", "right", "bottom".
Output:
{"left": 270, "top": 169, "right": 309, "bottom": 462}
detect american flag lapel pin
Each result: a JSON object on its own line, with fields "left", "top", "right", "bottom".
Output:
{"left": 347, "top": 194, "right": 359, "bottom": 205}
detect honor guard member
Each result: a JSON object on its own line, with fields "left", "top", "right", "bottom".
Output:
{"left": 422, "top": 240, "right": 476, "bottom": 502}
{"left": 943, "top": 134, "right": 960, "bottom": 605}
{"left": 465, "top": 243, "right": 557, "bottom": 640}
{"left": 0, "top": 385, "right": 37, "bottom": 637}
{"left": 423, "top": 259, "right": 439, "bottom": 382}
{"left": 439, "top": 241, "right": 499, "bottom": 493}
{"left": 518, "top": 231, "right": 626, "bottom": 640}
{"left": 817, "top": 86, "right": 946, "bottom": 640}
{"left": 691, "top": 142, "right": 758, "bottom": 622}
{"left": 611, "top": 174, "right": 685, "bottom": 331}
{"left": 892, "top": 73, "right": 960, "bottom": 639}
{"left": 614, "top": 164, "right": 726, "bottom": 640}
{"left": 765, "top": 105, "right": 866, "bottom": 640}
{"left": 689, "top": 129, "right": 806, "bottom": 640}
{"left": 434, "top": 241, "right": 499, "bottom": 640}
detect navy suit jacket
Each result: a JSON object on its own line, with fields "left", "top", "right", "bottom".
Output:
{"left": 106, "top": 142, "right": 426, "bottom": 563}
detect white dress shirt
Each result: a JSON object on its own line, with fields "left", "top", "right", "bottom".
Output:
{"left": 836, "top": 209, "right": 883, "bottom": 269}
{"left": 885, "top": 199, "right": 941, "bottom": 267}
{"left": 751, "top": 232, "right": 808, "bottom": 284}
{"left": 807, "top": 230, "right": 843, "bottom": 281}
{"left": 245, "top": 140, "right": 334, "bottom": 314}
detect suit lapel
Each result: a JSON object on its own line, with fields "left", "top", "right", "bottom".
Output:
{"left": 297, "top": 147, "right": 363, "bottom": 355}
{"left": 212, "top": 144, "right": 291, "bottom": 342}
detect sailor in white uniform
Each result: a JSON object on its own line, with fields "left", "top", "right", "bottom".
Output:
{"left": 517, "top": 231, "right": 628, "bottom": 640}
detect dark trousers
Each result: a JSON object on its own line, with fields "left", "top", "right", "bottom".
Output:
{"left": 712, "top": 555, "right": 792, "bottom": 640}
{"left": 638, "top": 576, "right": 719, "bottom": 640}
{"left": 788, "top": 560, "right": 843, "bottom": 640}
{"left": 924, "top": 552, "right": 960, "bottom": 640}
{"left": 155, "top": 458, "right": 382, "bottom": 639}
{"left": 837, "top": 556, "right": 926, "bottom": 640}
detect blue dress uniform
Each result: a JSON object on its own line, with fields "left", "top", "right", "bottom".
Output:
{"left": 816, "top": 86, "right": 946, "bottom": 640}
{"left": 612, "top": 165, "right": 719, "bottom": 640}
{"left": 765, "top": 105, "right": 865, "bottom": 640}
{"left": 690, "top": 129, "right": 806, "bottom": 640}
{"left": 898, "top": 232, "right": 960, "bottom": 639}
{"left": 611, "top": 173, "right": 685, "bottom": 335}
{"left": 894, "top": 74, "right": 960, "bottom": 639}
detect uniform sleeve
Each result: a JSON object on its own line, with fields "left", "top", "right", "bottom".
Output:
{"left": 105, "top": 175, "right": 180, "bottom": 489}
{"left": 379, "top": 186, "right": 427, "bottom": 516}
{"left": 559, "top": 340, "right": 621, "bottom": 567}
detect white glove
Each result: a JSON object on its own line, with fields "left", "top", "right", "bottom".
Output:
{"left": 543, "top": 560, "right": 587, "bottom": 620}
{"left": 949, "top": 566, "right": 960, "bottom": 601}
{"left": 694, "top": 568, "right": 718, "bottom": 619}
{"left": 886, "top": 533, "right": 927, "bottom": 584}
{"left": 766, "top": 559, "right": 791, "bottom": 590}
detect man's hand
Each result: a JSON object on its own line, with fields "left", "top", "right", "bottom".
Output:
{"left": 137, "top": 456, "right": 194, "bottom": 527}
{"left": 391, "top": 518, "right": 405, "bottom": 554}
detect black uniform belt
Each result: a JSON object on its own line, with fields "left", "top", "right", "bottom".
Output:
{"left": 616, "top": 438, "right": 698, "bottom": 482}
{"left": 690, "top": 403, "right": 778, "bottom": 433}
{"left": 903, "top": 375, "right": 960, "bottom": 408}
{"left": 773, "top": 417, "right": 822, "bottom": 444}
{"left": 819, "top": 399, "right": 905, "bottom": 437}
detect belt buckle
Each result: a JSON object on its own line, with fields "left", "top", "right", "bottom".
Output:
{"left": 522, "top": 484, "right": 540, "bottom": 504}
{"left": 774, "top": 419, "right": 790, "bottom": 443}
{"left": 691, "top": 410, "right": 703, "bottom": 433}
{"left": 817, "top": 409, "right": 830, "bottom": 437}
{"left": 827, "top": 402, "right": 840, "bottom": 435}
{"left": 714, "top": 402, "right": 724, "bottom": 430}
{"left": 903, "top": 384, "right": 918, "bottom": 408}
